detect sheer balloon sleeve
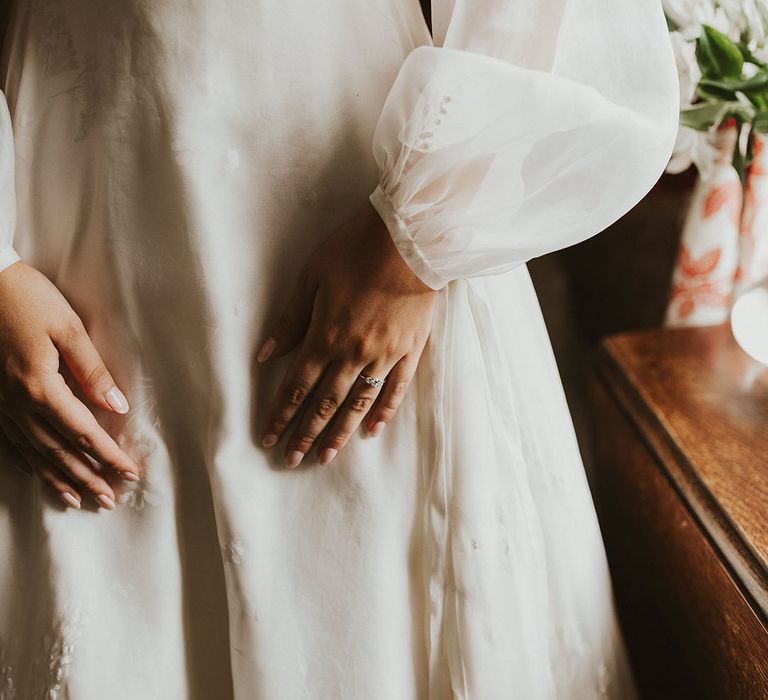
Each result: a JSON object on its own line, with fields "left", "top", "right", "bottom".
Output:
{"left": 369, "top": 0, "right": 679, "bottom": 290}
{"left": 0, "top": 91, "right": 19, "bottom": 274}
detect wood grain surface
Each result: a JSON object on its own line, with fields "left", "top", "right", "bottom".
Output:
{"left": 592, "top": 323, "right": 768, "bottom": 698}
{"left": 593, "top": 380, "right": 768, "bottom": 699}
{"left": 596, "top": 323, "right": 768, "bottom": 616}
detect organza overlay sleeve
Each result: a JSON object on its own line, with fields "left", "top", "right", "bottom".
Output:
{"left": 0, "top": 92, "right": 19, "bottom": 273}
{"left": 369, "top": 0, "right": 680, "bottom": 291}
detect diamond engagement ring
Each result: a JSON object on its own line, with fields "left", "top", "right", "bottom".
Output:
{"left": 360, "top": 374, "right": 386, "bottom": 388}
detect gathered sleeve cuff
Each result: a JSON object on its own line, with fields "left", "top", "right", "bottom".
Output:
{"left": 369, "top": 0, "right": 680, "bottom": 290}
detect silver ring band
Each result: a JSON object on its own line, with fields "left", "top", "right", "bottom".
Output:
{"left": 359, "top": 374, "right": 385, "bottom": 388}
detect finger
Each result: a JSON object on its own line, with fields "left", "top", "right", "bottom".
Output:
{"left": 23, "top": 450, "right": 84, "bottom": 511}
{"left": 51, "top": 317, "right": 131, "bottom": 415}
{"left": 314, "top": 360, "right": 394, "bottom": 465}
{"left": 15, "top": 413, "right": 117, "bottom": 510}
{"left": 283, "top": 358, "right": 372, "bottom": 469}
{"left": 0, "top": 414, "right": 82, "bottom": 509}
{"left": 0, "top": 414, "right": 35, "bottom": 478}
{"left": 364, "top": 354, "right": 419, "bottom": 436}
{"left": 260, "top": 345, "right": 327, "bottom": 450}
{"left": 256, "top": 270, "right": 318, "bottom": 364}
{"left": 33, "top": 372, "right": 140, "bottom": 482}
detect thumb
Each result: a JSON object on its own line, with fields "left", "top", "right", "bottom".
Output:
{"left": 257, "top": 271, "right": 317, "bottom": 364}
{"left": 53, "top": 319, "right": 130, "bottom": 414}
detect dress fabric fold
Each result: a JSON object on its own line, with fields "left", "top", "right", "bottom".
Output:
{"left": 0, "top": 0, "right": 676, "bottom": 698}
{"left": 0, "top": 93, "right": 19, "bottom": 272}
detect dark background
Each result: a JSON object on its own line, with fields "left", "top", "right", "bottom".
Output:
{"left": 528, "top": 172, "right": 694, "bottom": 478}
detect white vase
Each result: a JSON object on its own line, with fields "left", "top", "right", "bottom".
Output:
{"left": 665, "top": 124, "right": 742, "bottom": 327}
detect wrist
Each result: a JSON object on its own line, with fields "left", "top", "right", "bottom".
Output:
{"left": 364, "top": 200, "right": 438, "bottom": 295}
{"left": 367, "top": 186, "right": 445, "bottom": 292}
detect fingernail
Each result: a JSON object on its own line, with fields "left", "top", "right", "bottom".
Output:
{"left": 370, "top": 421, "right": 386, "bottom": 437}
{"left": 121, "top": 471, "right": 140, "bottom": 482}
{"left": 257, "top": 337, "right": 277, "bottom": 363}
{"left": 285, "top": 450, "right": 304, "bottom": 469}
{"left": 262, "top": 433, "right": 278, "bottom": 448}
{"left": 96, "top": 494, "right": 115, "bottom": 510}
{"left": 319, "top": 448, "right": 337, "bottom": 465}
{"left": 105, "top": 386, "right": 130, "bottom": 414}
{"left": 61, "top": 492, "right": 81, "bottom": 510}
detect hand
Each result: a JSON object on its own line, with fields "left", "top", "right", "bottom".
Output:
{"left": 257, "top": 201, "right": 439, "bottom": 468}
{"left": 0, "top": 261, "right": 140, "bottom": 510}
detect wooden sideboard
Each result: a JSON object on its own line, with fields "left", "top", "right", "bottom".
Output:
{"left": 591, "top": 323, "right": 768, "bottom": 699}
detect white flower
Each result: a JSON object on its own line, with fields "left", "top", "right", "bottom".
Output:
{"left": 663, "top": 0, "right": 706, "bottom": 30}
{"left": 670, "top": 30, "right": 702, "bottom": 107}
{"left": 743, "top": 60, "right": 761, "bottom": 76}
{"left": 742, "top": 0, "right": 768, "bottom": 44}
{"left": 753, "top": 43, "right": 768, "bottom": 61}
{"left": 720, "top": 0, "right": 768, "bottom": 44}
{"left": 664, "top": 0, "right": 742, "bottom": 41}
{"left": 666, "top": 124, "right": 722, "bottom": 179}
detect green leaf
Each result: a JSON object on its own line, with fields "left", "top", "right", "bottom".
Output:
{"left": 680, "top": 102, "right": 732, "bottom": 130}
{"left": 730, "top": 117, "right": 746, "bottom": 187}
{"left": 680, "top": 100, "right": 755, "bottom": 131}
{"left": 696, "top": 83, "right": 738, "bottom": 102}
{"left": 699, "top": 71, "right": 768, "bottom": 94}
{"left": 746, "top": 91, "right": 768, "bottom": 111}
{"left": 753, "top": 111, "right": 768, "bottom": 132}
{"left": 734, "top": 147, "right": 746, "bottom": 185}
{"left": 746, "top": 123, "right": 756, "bottom": 171}
{"left": 740, "top": 44, "right": 768, "bottom": 69}
{"left": 696, "top": 24, "right": 744, "bottom": 79}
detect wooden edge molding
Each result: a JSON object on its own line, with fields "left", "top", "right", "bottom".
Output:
{"left": 592, "top": 340, "right": 768, "bottom": 627}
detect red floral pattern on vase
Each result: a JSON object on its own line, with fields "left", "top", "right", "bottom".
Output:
{"left": 702, "top": 181, "right": 742, "bottom": 225}
{"left": 668, "top": 247, "right": 731, "bottom": 320}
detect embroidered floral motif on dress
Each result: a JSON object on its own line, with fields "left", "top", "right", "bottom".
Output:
{"left": 31, "top": 0, "right": 102, "bottom": 141}
{"left": 223, "top": 539, "right": 244, "bottom": 566}
{"left": 116, "top": 438, "right": 162, "bottom": 510}
{"left": 0, "top": 602, "right": 86, "bottom": 700}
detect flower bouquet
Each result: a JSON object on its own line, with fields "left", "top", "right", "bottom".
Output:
{"left": 664, "top": 0, "right": 768, "bottom": 331}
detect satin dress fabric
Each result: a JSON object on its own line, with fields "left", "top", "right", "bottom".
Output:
{"left": 0, "top": 0, "right": 678, "bottom": 698}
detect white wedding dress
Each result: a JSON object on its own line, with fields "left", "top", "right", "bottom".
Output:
{"left": 0, "top": 1, "right": 678, "bottom": 698}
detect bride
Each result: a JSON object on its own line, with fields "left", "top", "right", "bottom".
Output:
{"left": 0, "top": 0, "right": 678, "bottom": 697}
